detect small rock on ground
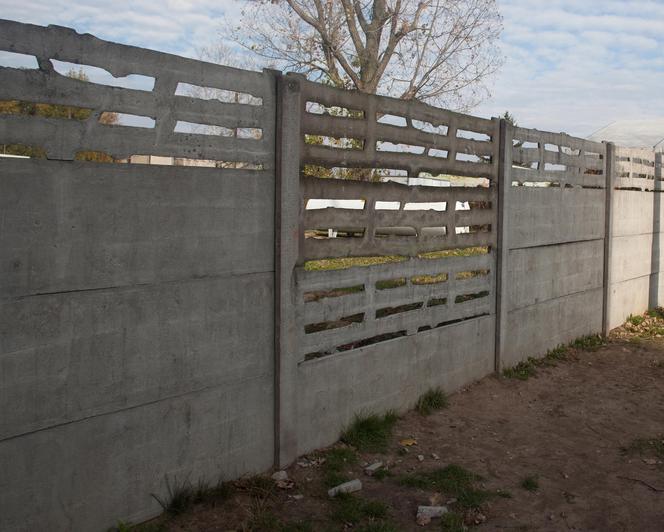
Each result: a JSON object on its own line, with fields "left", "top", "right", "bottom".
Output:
{"left": 416, "top": 505, "right": 448, "bottom": 526}
{"left": 271, "top": 470, "right": 288, "bottom": 481}
{"left": 364, "top": 461, "right": 384, "bottom": 475}
{"left": 328, "top": 479, "right": 362, "bottom": 497}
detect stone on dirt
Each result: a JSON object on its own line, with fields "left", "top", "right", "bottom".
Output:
{"left": 272, "top": 470, "right": 288, "bottom": 481}
{"left": 328, "top": 479, "right": 362, "bottom": 497}
{"left": 416, "top": 505, "right": 448, "bottom": 526}
{"left": 364, "top": 461, "right": 384, "bottom": 475}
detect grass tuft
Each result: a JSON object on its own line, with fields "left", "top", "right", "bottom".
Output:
{"left": 415, "top": 388, "right": 449, "bottom": 416}
{"left": 151, "top": 475, "right": 195, "bottom": 516}
{"left": 440, "top": 511, "right": 467, "bottom": 531}
{"left": 646, "top": 307, "right": 664, "bottom": 319}
{"left": 399, "top": 464, "right": 504, "bottom": 510}
{"left": 622, "top": 436, "right": 664, "bottom": 459}
{"left": 321, "top": 447, "right": 358, "bottom": 488}
{"left": 355, "top": 523, "right": 398, "bottom": 532}
{"left": 521, "top": 475, "right": 539, "bottom": 492}
{"left": 628, "top": 314, "right": 645, "bottom": 326}
{"left": 503, "top": 334, "right": 606, "bottom": 381}
{"left": 331, "top": 493, "right": 390, "bottom": 524}
{"left": 569, "top": 334, "right": 606, "bottom": 350}
{"left": 341, "top": 411, "right": 399, "bottom": 453}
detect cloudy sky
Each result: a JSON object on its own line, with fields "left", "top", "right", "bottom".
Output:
{"left": 1, "top": 0, "right": 663, "bottom": 137}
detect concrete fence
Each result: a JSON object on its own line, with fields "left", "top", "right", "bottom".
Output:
{"left": 1, "top": 19, "right": 662, "bottom": 531}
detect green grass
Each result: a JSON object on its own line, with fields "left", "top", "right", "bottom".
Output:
{"left": 321, "top": 447, "right": 358, "bottom": 488}
{"left": 151, "top": 476, "right": 196, "bottom": 516}
{"left": 569, "top": 334, "right": 606, "bottom": 350}
{"left": 502, "top": 335, "right": 606, "bottom": 381}
{"left": 341, "top": 411, "right": 399, "bottom": 453}
{"left": 355, "top": 522, "right": 398, "bottom": 532}
{"left": 440, "top": 511, "right": 467, "bottom": 532}
{"left": 415, "top": 388, "right": 449, "bottom": 415}
{"left": 248, "top": 511, "right": 315, "bottom": 532}
{"left": 521, "top": 475, "right": 539, "bottom": 492}
{"left": 331, "top": 493, "right": 389, "bottom": 524}
{"left": 622, "top": 436, "right": 664, "bottom": 459}
{"left": 398, "top": 464, "right": 496, "bottom": 510}
{"left": 646, "top": 307, "right": 664, "bottom": 319}
{"left": 628, "top": 314, "right": 645, "bottom": 326}
{"left": 502, "top": 357, "right": 539, "bottom": 380}
{"left": 373, "top": 468, "right": 394, "bottom": 481}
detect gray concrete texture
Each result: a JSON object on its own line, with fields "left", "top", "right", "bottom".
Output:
{"left": 0, "top": 17, "right": 662, "bottom": 532}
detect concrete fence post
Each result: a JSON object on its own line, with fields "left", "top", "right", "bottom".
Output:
{"left": 495, "top": 119, "right": 512, "bottom": 372}
{"left": 602, "top": 142, "right": 616, "bottom": 336}
{"left": 274, "top": 73, "right": 302, "bottom": 467}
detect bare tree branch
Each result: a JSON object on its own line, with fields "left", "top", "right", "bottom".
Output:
{"left": 228, "top": 0, "right": 503, "bottom": 110}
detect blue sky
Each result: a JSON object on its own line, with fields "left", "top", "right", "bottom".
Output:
{"left": 1, "top": 0, "right": 663, "bottom": 136}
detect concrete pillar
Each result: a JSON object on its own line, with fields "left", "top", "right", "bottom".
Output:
{"left": 274, "top": 74, "right": 302, "bottom": 467}
{"left": 495, "top": 119, "right": 513, "bottom": 371}
{"left": 602, "top": 142, "right": 615, "bottom": 335}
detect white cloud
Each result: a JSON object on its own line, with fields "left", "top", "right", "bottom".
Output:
{"left": 1, "top": 0, "right": 663, "bottom": 136}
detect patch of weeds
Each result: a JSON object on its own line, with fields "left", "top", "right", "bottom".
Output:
{"left": 151, "top": 475, "right": 195, "bottom": 516}
{"left": 373, "top": 468, "right": 394, "bottom": 481}
{"left": 399, "top": 464, "right": 500, "bottom": 510}
{"left": 341, "top": 411, "right": 399, "bottom": 453}
{"left": 210, "top": 479, "right": 235, "bottom": 502}
{"left": 622, "top": 436, "right": 664, "bottom": 459}
{"left": 521, "top": 475, "right": 539, "bottom": 492}
{"left": 416, "top": 388, "right": 449, "bottom": 415}
{"left": 570, "top": 334, "right": 606, "bottom": 351}
{"left": 280, "top": 521, "right": 315, "bottom": 532}
{"left": 502, "top": 358, "right": 538, "bottom": 380}
{"left": 628, "top": 314, "right": 645, "bottom": 326}
{"left": 322, "top": 447, "right": 357, "bottom": 488}
{"left": 362, "top": 500, "right": 389, "bottom": 519}
{"left": 440, "top": 511, "right": 467, "bottom": 532}
{"left": 503, "top": 337, "right": 595, "bottom": 381}
{"left": 239, "top": 474, "right": 274, "bottom": 499}
{"left": 331, "top": 493, "right": 391, "bottom": 524}
{"left": 355, "top": 522, "right": 398, "bottom": 532}
{"left": 647, "top": 307, "right": 664, "bottom": 319}
{"left": 249, "top": 509, "right": 282, "bottom": 531}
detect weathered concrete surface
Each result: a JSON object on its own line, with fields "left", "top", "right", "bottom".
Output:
{"left": 0, "top": 273, "right": 273, "bottom": 440}
{"left": 0, "top": 160, "right": 274, "bottom": 298}
{"left": 508, "top": 188, "right": 605, "bottom": 249}
{"left": 503, "top": 288, "right": 603, "bottom": 368}
{"left": 607, "top": 189, "right": 664, "bottom": 328}
{"left": 0, "top": 377, "right": 273, "bottom": 532}
{"left": 296, "top": 316, "right": 494, "bottom": 455}
{"left": 508, "top": 240, "right": 604, "bottom": 310}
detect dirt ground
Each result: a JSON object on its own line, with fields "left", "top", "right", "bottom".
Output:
{"left": 138, "top": 325, "right": 664, "bottom": 532}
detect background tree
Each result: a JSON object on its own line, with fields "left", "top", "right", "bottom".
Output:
{"left": 230, "top": 0, "right": 502, "bottom": 110}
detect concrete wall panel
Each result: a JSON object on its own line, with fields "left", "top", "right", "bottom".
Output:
{"left": 0, "top": 274, "right": 273, "bottom": 440}
{"left": 0, "top": 379, "right": 274, "bottom": 532}
{"left": 0, "top": 160, "right": 274, "bottom": 298}
{"left": 504, "top": 288, "right": 603, "bottom": 367}
{"left": 508, "top": 240, "right": 604, "bottom": 311}
{"left": 296, "top": 316, "right": 494, "bottom": 455}
{"left": 509, "top": 188, "right": 605, "bottom": 249}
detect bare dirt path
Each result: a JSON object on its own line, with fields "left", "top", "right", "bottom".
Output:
{"left": 134, "top": 328, "right": 664, "bottom": 532}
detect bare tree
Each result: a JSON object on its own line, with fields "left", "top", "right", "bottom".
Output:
{"left": 229, "top": 0, "right": 502, "bottom": 110}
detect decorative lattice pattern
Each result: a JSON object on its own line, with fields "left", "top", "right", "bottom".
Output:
{"left": 615, "top": 146, "right": 659, "bottom": 190}
{"left": 296, "top": 79, "right": 498, "bottom": 359}
{"left": 0, "top": 20, "right": 275, "bottom": 168}
{"left": 511, "top": 127, "right": 606, "bottom": 188}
